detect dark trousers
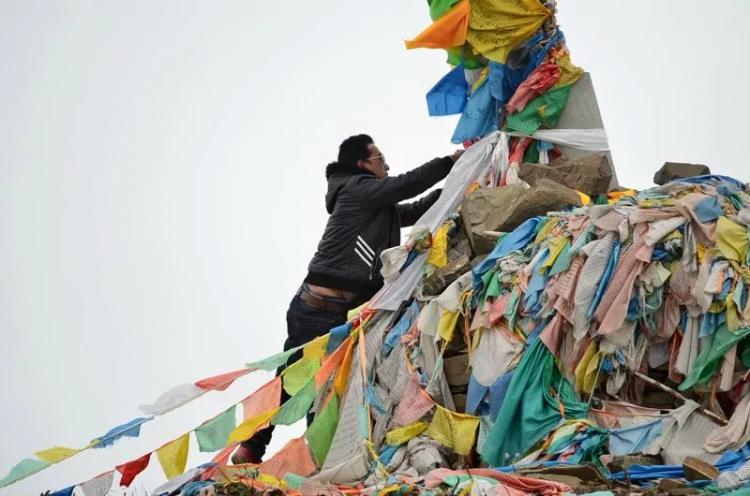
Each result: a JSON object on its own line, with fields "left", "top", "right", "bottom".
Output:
{"left": 241, "top": 292, "right": 348, "bottom": 457}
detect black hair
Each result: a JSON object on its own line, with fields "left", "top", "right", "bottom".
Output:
{"left": 337, "top": 134, "right": 373, "bottom": 166}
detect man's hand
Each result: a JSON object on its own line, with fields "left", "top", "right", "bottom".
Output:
{"left": 451, "top": 149, "right": 465, "bottom": 163}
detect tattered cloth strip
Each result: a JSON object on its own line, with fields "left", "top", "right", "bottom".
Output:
{"left": 93, "top": 416, "right": 152, "bottom": 448}
{"left": 0, "top": 458, "right": 50, "bottom": 488}
{"left": 195, "top": 405, "right": 237, "bottom": 452}
{"left": 139, "top": 383, "right": 206, "bottom": 416}
{"left": 115, "top": 452, "right": 151, "bottom": 488}
{"left": 405, "top": 0, "right": 469, "bottom": 49}
{"left": 257, "top": 437, "right": 317, "bottom": 479}
{"left": 78, "top": 471, "right": 114, "bottom": 496}
{"left": 156, "top": 433, "right": 190, "bottom": 479}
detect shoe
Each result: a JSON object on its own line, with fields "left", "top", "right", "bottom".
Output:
{"left": 231, "top": 444, "right": 263, "bottom": 465}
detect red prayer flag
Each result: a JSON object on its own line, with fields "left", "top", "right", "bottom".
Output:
{"left": 115, "top": 452, "right": 151, "bottom": 487}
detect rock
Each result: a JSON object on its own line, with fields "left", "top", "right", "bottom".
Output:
{"left": 461, "top": 178, "right": 582, "bottom": 254}
{"left": 443, "top": 353, "right": 470, "bottom": 388}
{"left": 606, "top": 454, "right": 663, "bottom": 474}
{"left": 655, "top": 478, "right": 702, "bottom": 495}
{"left": 451, "top": 393, "right": 467, "bottom": 413}
{"left": 518, "top": 464, "right": 610, "bottom": 493}
{"left": 518, "top": 153, "right": 613, "bottom": 195}
{"left": 653, "top": 162, "right": 711, "bottom": 185}
{"left": 683, "top": 456, "right": 719, "bottom": 481}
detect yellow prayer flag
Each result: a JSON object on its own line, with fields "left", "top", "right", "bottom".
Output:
{"left": 378, "top": 485, "right": 403, "bottom": 496}
{"left": 386, "top": 421, "right": 428, "bottom": 446}
{"left": 465, "top": 0, "right": 550, "bottom": 63}
{"left": 554, "top": 54, "right": 584, "bottom": 88}
{"left": 424, "top": 405, "right": 479, "bottom": 456}
{"left": 583, "top": 352, "right": 603, "bottom": 394}
{"left": 534, "top": 218, "right": 558, "bottom": 244}
{"left": 717, "top": 216, "right": 749, "bottom": 263}
{"left": 607, "top": 189, "right": 637, "bottom": 203}
{"left": 348, "top": 303, "right": 368, "bottom": 320}
{"left": 438, "top": 309, "right": 461, "bottom": 343}
{"left": 157, "top": 433, "right": 190, "bottom": 480}
{"left": 575, "top": 191, "right": 591, "bottom": 206}
{"left": 427, "top": 223, "right": 451, "bottom": 268}
{"left": 227, "top": 408, "right": 280, "bottom": 445}
{"left": 574, "top": 341, "right": 599, "bottom": 393}
{"left": 257, "top": 473, "right": 284, "bottom": 486}
{"left": 541, "top": 236, "right": 568, "bottom": 271}
{"left": 34, "top": 446, "right": 81, "bottom": 464}
{"left": 303, "top": 334, "right": 329, "bottom": 361}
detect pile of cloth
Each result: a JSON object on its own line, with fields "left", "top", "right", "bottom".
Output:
{"left": 9, "top": 1, "right": 750, "bottom": 495}
{"left": 22, "top": 149, "right": 750, "bottom": 494}
{"left": 136, "top": 160, "right": 750, "bottom": 496}
{"left": 220, "top": 168, "right": 750, "bottom": 496}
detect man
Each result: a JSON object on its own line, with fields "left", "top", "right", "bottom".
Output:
{"left": 233, "top": 134, "right": 463, "bottom": 464}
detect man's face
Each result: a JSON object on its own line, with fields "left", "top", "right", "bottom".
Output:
{"left": 359, "top": 143, "right": 389, "bottom": 179}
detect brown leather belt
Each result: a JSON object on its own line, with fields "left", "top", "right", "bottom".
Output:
{"left": 297, "top": 286, "right": 350, "bottom": 314}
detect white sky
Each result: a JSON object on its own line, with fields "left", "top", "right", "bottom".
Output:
{"left": 1, "top": 1, "right": 749, "bottom": 494}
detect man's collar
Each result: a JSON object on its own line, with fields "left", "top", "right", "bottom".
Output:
{"left": 325, "top": 161, "right": 375, "bottom": 179}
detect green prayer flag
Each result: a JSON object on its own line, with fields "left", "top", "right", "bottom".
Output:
{"left": 272, "top": 380, "right": 316, "bottom": 426}
{"left": 305, "top": 393, "right": 340, "bottom": 466}
{"left": 195, "top": 406, "right": 236, "bottom": 452}
{"left": 446, "top": 48, "right": 484, "bottom": 69}
{"left": 481, "top": 340, "right": 587, "bottom": 466}
{"left": 428, "top": 0, "right": 461, "bottom": 20}
{"left": 523, "top": 140, "right": 540, "bottom": 164}
{"left": 357, "top": 404, "right": 370, "bottom": 440}
{"left": 723, "top": 487, "right": 750, "bottom": 496}
{"left": 679, "top": 325, "right": 750, "bottom": 391}
{"left": 480, "top": 269, "right": 496, "bottom": 307}
{"left": 505, "top": 85, "right": 572, "bottom": 135}
{"left": 283, "top": 357, "right": 321, "bottom": 396}
{"left": 246, "top": 345, "right": 303, "bottom": 371}
{"left": 0, "top": 458, "right": 50, "bottom": 488}
{"left": 485, "top": 272, "right": 502, "bottom": 299}
{"left": 504, "top": 288, "right": 521, "bottom": 331}
{"left": 739, "top": 337, "right": 750, "bottom": 369}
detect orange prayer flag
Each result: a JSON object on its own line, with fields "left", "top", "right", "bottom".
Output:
{"left": 333, "top": 336, "right": 356, "bottom": 395}
{"left": 258, "top": 437, "right": 316, "bottom": 479}
{"left": 212, "top": 445, "right": 234, "bottom": 465}
{"left": 195, "top": 368, "right": 254, "bottom": 391}
{"left": 241, "top": 376, "right": 282, "bottom": 420}
{"left": 405, "top": 0, "right": 470, "bottom": 49}
{"left": 316, "top": 336, "right": 350, "bottom": 387}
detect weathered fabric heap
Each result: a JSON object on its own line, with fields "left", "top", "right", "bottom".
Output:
{"left": 174, "top": 173, "right": 750, "bottom": 496}
{"left": 11, "top": 0, "right": 750, "bottom": 493}
{"left": 17, "top": 160, "right": 750, "bottom": 496}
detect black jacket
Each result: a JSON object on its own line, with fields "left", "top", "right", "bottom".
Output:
{"left": 305, "top": 156, "right": 454, "bottom": 299}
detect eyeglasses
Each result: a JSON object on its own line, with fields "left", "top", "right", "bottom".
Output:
{"left": 367, "top": 154, "right": 385, "bottom": 163}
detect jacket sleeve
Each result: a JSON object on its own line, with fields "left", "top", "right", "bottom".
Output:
{"left": 352, "top": 156, "right": 454, "bottom": 209}
{"left": 397, "top": 189, "right": 442, "bottom": 227}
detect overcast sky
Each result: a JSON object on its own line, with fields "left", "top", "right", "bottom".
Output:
{"left": 1, "top": 1, "right": 749, "bottom": 494}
